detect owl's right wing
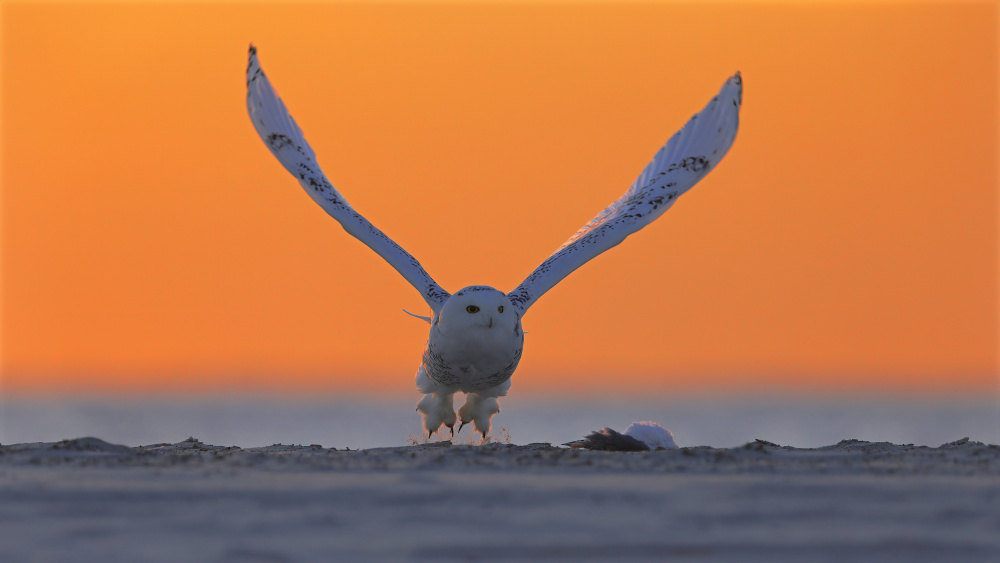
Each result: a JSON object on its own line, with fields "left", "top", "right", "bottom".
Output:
{"left": 246, "top": 45, "right": 450, "bottom": 313}
{"left": 507, "top": 73, "right": 742, "bottom": 315}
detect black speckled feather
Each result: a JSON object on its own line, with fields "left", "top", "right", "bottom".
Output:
{"left": 246, "top": 45, "right": 451, "bottom": 313}
{"left": 507, "top": 73, "right": 742, "bottom": 314}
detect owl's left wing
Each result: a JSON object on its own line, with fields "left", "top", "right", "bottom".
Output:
{"left": 246, "top": 45, "right": 450, "bottom": 313}
{"left": 507, "top": 73, "right": 742, "bottom": 315}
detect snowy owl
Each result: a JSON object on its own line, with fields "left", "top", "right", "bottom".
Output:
{"left": 246, "top": 45, "right": 742, "bottom": 439}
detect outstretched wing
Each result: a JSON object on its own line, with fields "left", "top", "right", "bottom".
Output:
{"left": 246, "top": 45, "right": 450, "bottom": 312}
{"left": 507, "top": 73, "right": 742, "bottom": 315}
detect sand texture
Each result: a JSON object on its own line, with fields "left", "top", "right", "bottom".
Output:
{"left": 2, "top": 437, "right": 998, "bottom": 562}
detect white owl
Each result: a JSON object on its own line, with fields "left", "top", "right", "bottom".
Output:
{"left": 246, "top": 45, "right": 742, "bottom": 439}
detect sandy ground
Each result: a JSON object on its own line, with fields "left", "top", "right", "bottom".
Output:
{"left": 1, "top": 437, "right": 998, "bottom": 562}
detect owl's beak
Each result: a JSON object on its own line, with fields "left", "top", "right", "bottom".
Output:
{"left": 488, "top": 316, "right": 494, "bottom": 329}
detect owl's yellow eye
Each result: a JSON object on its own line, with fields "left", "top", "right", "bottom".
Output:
{"left": 498, "top": 306, "right": 504, "bottom": 313}
{"left": 466, "top": 305, "right": 480, "bottom": 313}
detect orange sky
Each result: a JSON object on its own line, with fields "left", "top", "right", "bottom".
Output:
{"left": 1, "top": 1, "right": 997, "bottom": 397}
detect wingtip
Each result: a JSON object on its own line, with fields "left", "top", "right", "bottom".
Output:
{"left": 246, "top": 43, "right": 263, "bottom": 89}
{"left": 724, "top": 71, "right": 743, "bottom": 106}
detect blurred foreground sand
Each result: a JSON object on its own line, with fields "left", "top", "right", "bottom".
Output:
{"left": 1, "top": 437, "right": 998, "bottom": 562}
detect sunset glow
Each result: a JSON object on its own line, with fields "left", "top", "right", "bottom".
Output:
{"left": 2, "top": 1, "right": 996, "bottom": 396}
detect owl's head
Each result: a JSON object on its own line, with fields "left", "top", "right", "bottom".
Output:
{"left": 437, "top": 286, "right": 517, "bottom": 333}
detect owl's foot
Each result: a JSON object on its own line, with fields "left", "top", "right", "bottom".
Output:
{"left": 416, "top": 392, "right": 457, "bottom": 437}
{"left": 457, "top": 393, "right": 501, "bottom": 439}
